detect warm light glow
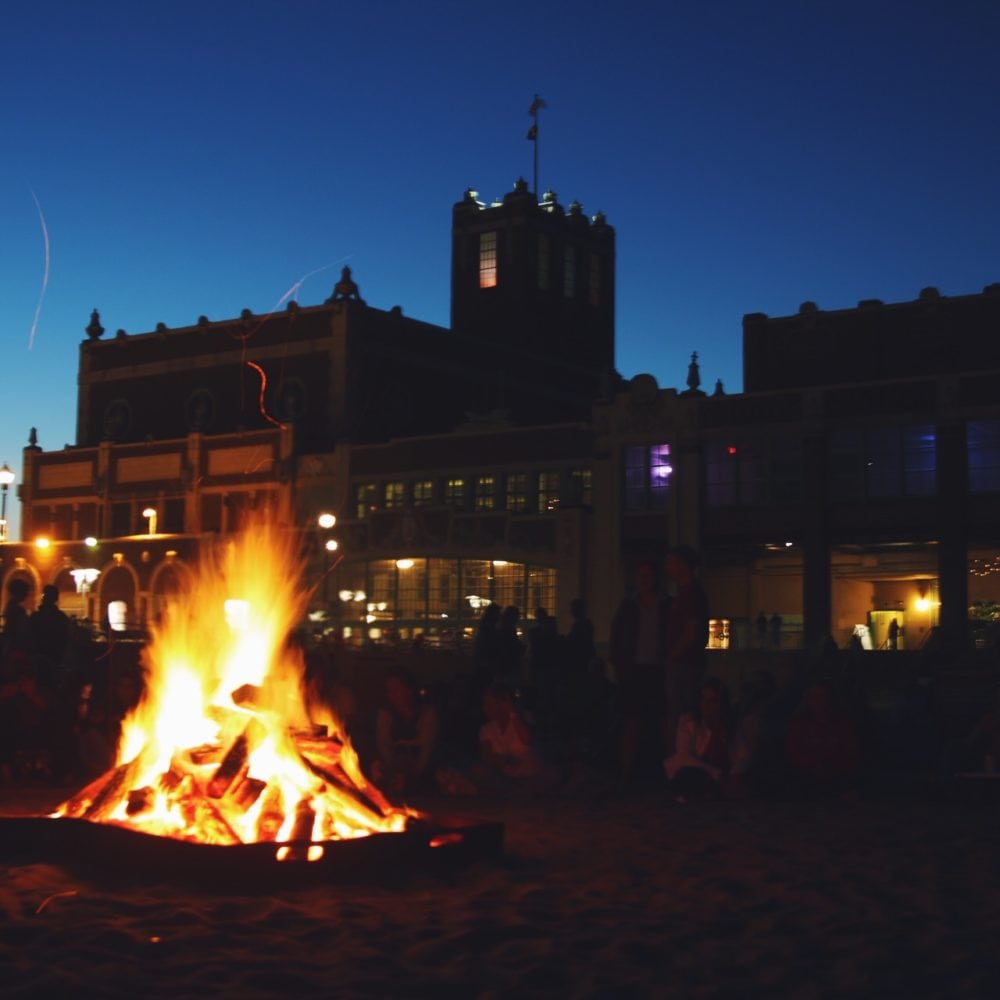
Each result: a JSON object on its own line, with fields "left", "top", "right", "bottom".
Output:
{"left": 70, "top": 568, "right": 101, "bottom": 594}
{"left": 34, "top": 536, "right": 51, "bottom": 550}
{"left": 317, "top": 513, "right": 336, "bottom": 529}
{"left": 395, "top": 558, "right": 414, "bottom": 569}
{"left": 338, "top": 589, "right": 354, "bottom": 602}
{"left": 54, "top": 516, "right": 422, "bottom": 846}
{"left": 84, "top": 536, "right": 98, "bottom": 548}
{"left": 324, "top": 539, "right": 339, "bottom": 552}
{"left": 143, "top": 508, "right": 158, "bottom": 535}
{"left": 491, "top": 560, "right": 508, "bottom": 568}
{"left": 915, "top": 597, "right": 931, "bottom": 612}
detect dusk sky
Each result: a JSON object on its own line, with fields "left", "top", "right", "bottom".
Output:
{"left": 3, "top": 1, "right": 999, "bottom": 539}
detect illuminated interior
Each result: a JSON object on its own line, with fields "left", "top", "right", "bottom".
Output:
{"left": 332, "top": 557, "right": 556, "bottom": 645}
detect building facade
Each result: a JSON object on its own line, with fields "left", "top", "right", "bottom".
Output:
{"left": 3, "top": 184, "right": 1000, "bottom": 659}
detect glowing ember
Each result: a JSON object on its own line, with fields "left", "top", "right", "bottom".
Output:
{"left": 55, "top": 517, "right": 421, "bottom": 852}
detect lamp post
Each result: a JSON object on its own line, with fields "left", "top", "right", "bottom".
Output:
{"left": 0, "top": 462, "right": 14, "bottom": 542}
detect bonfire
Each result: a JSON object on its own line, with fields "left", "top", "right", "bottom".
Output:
{"left": 55, "top": 517, "right": 421, "bottom": 857}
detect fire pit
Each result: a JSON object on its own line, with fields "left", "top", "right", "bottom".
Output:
{"left": 2, "top": 518, "right": 501, "bottom": 884}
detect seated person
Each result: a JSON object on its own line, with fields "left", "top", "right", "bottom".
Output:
{"left": 784, "top": 678, "right": 862, "bottom": 797}
{"left": 437, "top": 682, "right": 544, "bottom": 797}
{"left": 478, "top": 682, "right": 541, "bottom": 781}
{"left": 371, "top": 667, "right": 440, "bottom": 798}
{"left": 664, "top": 677, "right": 732, "bottom": 802}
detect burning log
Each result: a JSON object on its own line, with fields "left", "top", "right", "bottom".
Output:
{"left": 63, "top": 756, "right": 145, "bottom": 822}
{"left": 255, "top": 783, "right": 285, "bottom": 842}
{"left": 288, "top": 797, "right": 317, "bottom": 843}
{"left": 207, "top": 718, "right": 265, "bottom": 799}
{"left": 229, "top": 773, "right": 267, "bottom": 812}
{"left": 178, "top": 792, "right": 242, "bottom": 845}
{"left": 126, "top": 787, "right": 155, "bottom": 816}
{"left": 296, "top": 750, "right": 393, "bottom": 828}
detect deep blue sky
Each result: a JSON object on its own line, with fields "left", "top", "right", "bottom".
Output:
{"left": 3, "top": 1, "right": 999, "bottom": 538}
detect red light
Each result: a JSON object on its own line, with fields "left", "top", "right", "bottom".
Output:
{"left": 727, "top": 445, "right": 737, "bottom": 456}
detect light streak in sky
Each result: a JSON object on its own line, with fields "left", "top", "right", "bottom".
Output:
{"left": 28, "top": 189, "right": 51, "bottom": 350}
{"left": 244, "top": 360, "right": 286, "bottom": 429}
{"left": 272, "top": 257, "right": 352, "bottom": 312}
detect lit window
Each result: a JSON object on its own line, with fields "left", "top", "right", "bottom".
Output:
{"left": 384, "top": 481, "right": 404, "bottom": 509}
{"left": 563, "top": 245, "right": 575, "bottom": 298}
{"left": 625, "top": 444, "right": 672, "bottom": 511}
{"left": 474, "top": 475, "right": 496, "bottom": 511}
{"left": 479, "top": 232, "right": 497, "bottom": 289}
{"left": 506, "top": 473, "right": 528, "bottom": 512}
{"left": 445, "top": 477, "right": 466, "bottom": 508}
{"left": 537, "top": 471, "right": 560, "bottom": 512}
{"left": 413, "top": 480, "right": 434, "bottom": 506}
{"left": 355, "top": 483, "right": 377, "bottom": 519}
{"left": 968, "top": 420, "right": 1000, "bottom": 493}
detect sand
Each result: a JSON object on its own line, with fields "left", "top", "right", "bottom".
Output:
{"left": 2, "top": 778, "right": 999, "bottom": 998}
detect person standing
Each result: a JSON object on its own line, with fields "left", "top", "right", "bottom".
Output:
{"left": 663, "top": 545, "right": 710, "bottom": 757}
{"left": 609, "top": 560, "right": 670, "bottom": 782}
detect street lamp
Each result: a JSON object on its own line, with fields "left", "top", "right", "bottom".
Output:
{"left": 0, "top": 462, "right": 14, "bottom": 542}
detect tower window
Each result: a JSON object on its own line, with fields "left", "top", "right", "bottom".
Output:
{"left": 537, "top": 235, "right": 550, "bottom": 291}
{"left": 563, "top": 245, "right": 575, "bottom": 299}
{"left": 479, "top": 232, "right": 498, "bottom": 289}
{"left": 588, "top": 254, "right": 601, "bottom": 306}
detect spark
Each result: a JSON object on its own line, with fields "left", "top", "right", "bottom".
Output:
{"left": 28, "top": 189, "right": 51, "bottom": 350}
{"left": 35, "top": 890, "right": 78, "bottom": 914}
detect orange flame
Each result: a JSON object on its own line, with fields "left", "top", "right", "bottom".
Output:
{"left": 56, "top": 515, "right": 419, "bottom": 849}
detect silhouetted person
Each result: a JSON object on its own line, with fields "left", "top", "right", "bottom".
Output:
{"left": 30, "top": 584, "right": 73, "bottom": 691}
{"left": 2, "top": 578, "right": 33, "bottom": 660}
{"left": 769, "top": 612, "right": 783, "bottom": 649}
{"left": 888, "top": 617, "right": 899, "bottom": 651}
{"left": 663, "top": 545, "right": 710, "bottom": 756}
{"left": 609, "top": 560, "right": 670, "bottom": 782}
{"left": 496, "top": 605, "right": 525, "bottom": 682}
{"left": 755, "top": 610, "right": 768, "bottom": 649}
{"left": 473, "top": 603, "right": 503, "bottom": 693}
{"left": 527, "top": 607, "right": 562, "bottom": 731}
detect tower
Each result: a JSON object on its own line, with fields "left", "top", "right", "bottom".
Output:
{"left": 450, "top": 179, "right": 616, "bottom": 414}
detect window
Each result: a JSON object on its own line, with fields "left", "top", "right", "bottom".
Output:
{"left": 384, "top": 481, "right": 404, "bottom": 509}
{"left": 355, "top": 483, "right": 377, "bottom": 519}
{"left": 969, "top": 420, "right": 1000, "bottom": 493}
{"left": 412, "top": 479, "right": 434, "bottom": 506}
{"left": 506, "top": 472, "right": 528, "bottom": 512}
{"left": 537, "top": 235, "right": 550, "bottom": 291}
{"left": 445, "top": 477, "right": 466, "bottom": 508}
{"left": 479, "top": 232, "right": 497, "bottom": 289}
{"left": 588, "top": 253, "right": 601, "bottom": 306}
{"left": 563, "top": 245, "right": 575, "bottom": 298}
{"left": 568, "top": 468, "right": 592, "bottom": 507}
{"left": 625, "top": 444, "right": 672, "bottom": 511}
{"left": 830, "top": 425, "right": 936, "bottom": 501}
{"left": 705, "top": 442, "right": 764, "bottom": 507}
{"left": 537, "top": 471, "right": 560, "bottom": 512}
{"left": 474, "top": 475, "right": 496, "bottom": 511}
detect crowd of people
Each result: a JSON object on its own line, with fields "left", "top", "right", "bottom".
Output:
{"left": 2, "top": 561, "right": 992, "bottom": 806}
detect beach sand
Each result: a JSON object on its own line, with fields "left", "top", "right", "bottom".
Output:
{"left": 2, "top": 778, "right": 999, "bottom": 998}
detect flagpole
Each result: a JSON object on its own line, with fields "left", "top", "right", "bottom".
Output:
{"left": 527, "top": 94, "right": 546, "bottom": 199}
{"left": 533, "top": 122, "right": 539, "bottom": 198}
